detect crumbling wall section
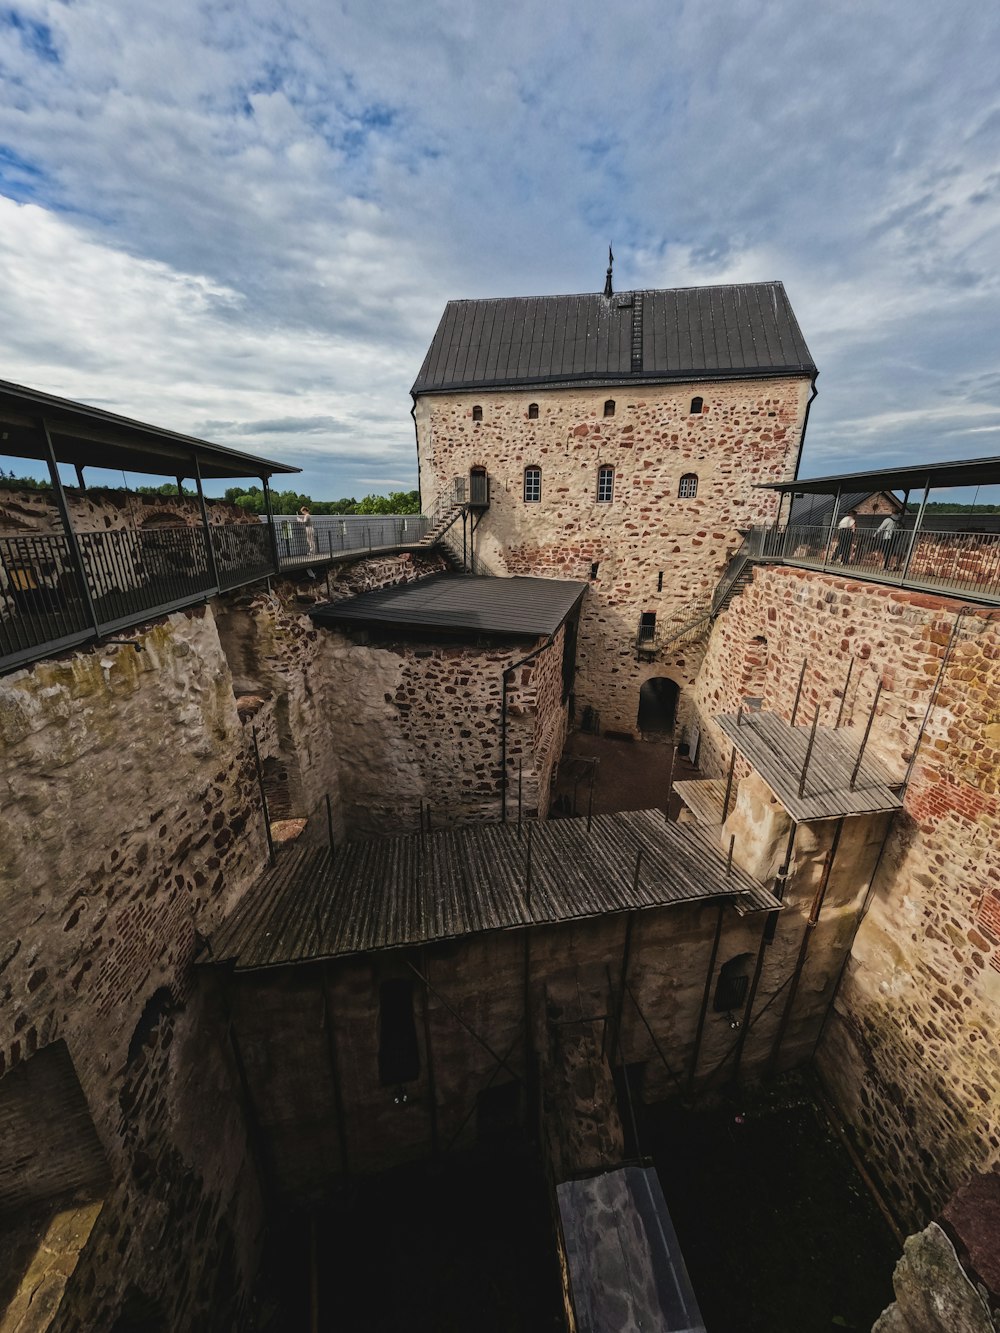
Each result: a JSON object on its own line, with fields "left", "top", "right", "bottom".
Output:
{"left": 0, "top": 607, "right": 267, "bottom": 1329}
{"left": 693, "top": 564, "right": 1000, "bottom": 1225}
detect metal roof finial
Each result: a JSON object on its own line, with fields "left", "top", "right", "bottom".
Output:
{"left": 604, "top": 243, "right": 614, "bottom": 298}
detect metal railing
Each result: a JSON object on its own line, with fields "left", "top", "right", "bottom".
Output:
{"left": 263, "top": 513, "right": 430, "bottom": 565}
{"left": 745, "top": 523, "right": 1000, "bottom": 602}
{"left": 1, "top": 522, "right": 279, "bottom": 673}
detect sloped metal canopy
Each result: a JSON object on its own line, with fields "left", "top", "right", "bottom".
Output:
{"left": 0, "top": 377, "right": 299, "bottom": 479}
{"left": 758, "top": 456, "right": 1000, "bottom": 495}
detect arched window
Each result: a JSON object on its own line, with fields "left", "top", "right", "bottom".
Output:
{"left": 472, "top": 405, "right": 483, "bottom": 422}
{"left": 603, "top": 399, "right": 616, "bottom": 418}
{"left": 597, "top": 465, "right": 615, "bottom": 503}
{"left": 527, "top": 402, "right": 539, "bottom": 419}
{"left": 523, "top": 466, "right": 541, "bottom": 503}
{"left": 678, "top": 473, "right": 698, "bottom": 499}
{"left": 690, "top": 396, "right": 704, "bottom": 414}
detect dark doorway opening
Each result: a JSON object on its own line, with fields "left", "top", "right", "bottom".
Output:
{"left": 637, "top": 678, "right": 678, "bottom": 734}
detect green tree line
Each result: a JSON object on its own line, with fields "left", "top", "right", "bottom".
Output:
{"left": 0, "top": 471, "right": 421, "bottom": 515}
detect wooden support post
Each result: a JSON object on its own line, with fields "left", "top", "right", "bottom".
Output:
{"left": 798, "top": 704, "right": 821, "bottom": 800}
{"left": 251, "top": 725, "right": 275, "bottom": 865}
{"left": 321, "top": 965, "right": 351, "bottom": 1179}
{"left": 768, "top": 818, "right": 845, "bottom": 1073}
{"left": 731, "top": 913, "right": 771, "bottom": 1078}
{"left": 850, "top": 681, "right": 883, "bottom": 790}
{"left": 721, "top": 745, "right": 738, "bottom": 824}
{"left": 325, "top": 793, "right": 336, "bottom": 858}
{"left": 835, "top": 656, "right": 854, "bottom": 728}
{"left": 790, "top": 658, "right": 808, "bottom": 726}
{"left": 420, "top": 948, "right": 440, "bottom": 1159}
{"left": 688, "top": 900, "right": 725, "bottom": 1093}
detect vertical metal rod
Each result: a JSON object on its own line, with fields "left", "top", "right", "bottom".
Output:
{"left": 688, "top": 901, "right": 725, "bottom": 1093}
{"left": 798, "top": 704, "right": 821, "bottom": 800}
{"left": 420, "top": 947, "right": 440, "bottom": 1159}
{"left": 586, "top": 764, "right": 595, "bottom": 832}
{"left": 518, "top": 760, "right": 523, "bottom": 833}
{"left": 611, "top": 911, "right": 636, "bottom": 1067}
{"left": 39, "top": 418, "right": 100, "bottom": 634}
{"left": 731, "top": 914, "right": 771, "bottom": 1077}
{"left": 321, "top": 965, "right": 350, "bottom": 1179}
{"left": 790, "top": 658, "right": 808, "bottom": 726}
{"left": 325, "top": 793, "right": 336, "bottom": 857}
{"left": 251, "top": 724, "right": 275, "bottom": 865}
{"left": 75, "top": 464, "right": 87, "bottom": 491}
{"left": 850, "top": 680, "right": 883, "bottom": 790}
{"left": 835, "top": 656, "right": 854, "bottom": 728}
{"left": 193, "top": 454, "right": 221, "bottom": 589}
{"left": 736, "top": 702, "right": 744, "bottom": 727}
{"left": 309, "top": 1216, "right": 319, "bottom": 1333}
{"left": 823, "top": 483, "right": 842, "bottom": 567}
{"left": 900, "top": 476, "right": 931, "bottom": 583}
{"left": 768, "top": 818, "right": 845, "bottom": 1072}
{"left": 665, "top": 741, "right": 677, "bottom": 820}
{"left": 726, "top": 834, "right": 735, "bottom": 877}
{"left": 721, "top": 746, "right": 738, "bottom": 824}
{"left": 525, "top": 822, "right": 533, "bottom": 915}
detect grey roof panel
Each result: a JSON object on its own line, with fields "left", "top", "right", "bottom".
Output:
{"left": 310, "top": 573, "right": 588, "bottom": 639}
{"left": 412, "top": 283, "right": 814, "bottom": 394}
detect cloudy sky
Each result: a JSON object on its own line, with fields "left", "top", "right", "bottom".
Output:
{"left": 1, "top": 0, "right": 999, "bottom": 500}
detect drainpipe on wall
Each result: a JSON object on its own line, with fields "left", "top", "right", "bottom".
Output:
{"left": 500, "top": 635, "right": 555, "bottom": 822}
{"left": 790, "top": 373, "right": 819, "bottom": 484}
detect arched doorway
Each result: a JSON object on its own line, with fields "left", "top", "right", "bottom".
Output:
{"left": 637, "top": 678, "right": 679, "bottom": 734}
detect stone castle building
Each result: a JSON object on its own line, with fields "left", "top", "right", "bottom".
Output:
{"left": 2, "top": 293, "right": 999, "bottom": 1333}
{"left": 412, "top": 281, "right": 817, "bottom": 737}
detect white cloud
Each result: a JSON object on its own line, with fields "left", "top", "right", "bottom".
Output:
{"left": 0, "top": 0, "right": 998, "bottom": 496}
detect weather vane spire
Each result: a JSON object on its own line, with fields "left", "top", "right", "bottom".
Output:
{"left": 604, "top": 243, "right": 614, "bottom": 298}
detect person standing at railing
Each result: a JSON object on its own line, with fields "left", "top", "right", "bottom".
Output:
{"left": 296, "top": 505, "right": 317, "bottom": 556}
{"left": 878, "top": 513, "right": 902, "bottom": 570}
{"left": 832, "top": 509, "right": 858, "bottom": 564}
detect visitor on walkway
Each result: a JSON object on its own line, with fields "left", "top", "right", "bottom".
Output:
{"left": 833, "top": 509, "right": 858, "bottom": 563}
{"left": 878, "top": 513, "right": 902, "bottom": 570}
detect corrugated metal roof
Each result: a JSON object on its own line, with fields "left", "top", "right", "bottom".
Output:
{"left": 411, "top": 283, "right": 815, "bottom": 394}
{"left": 716, "top": 711, "right": 903, "bottom": 822}
{"left": 203, "top": 810, "right": 780, "bottom": 971}
{"left": 310, "top": 573, "right": 588, "bottom": 639}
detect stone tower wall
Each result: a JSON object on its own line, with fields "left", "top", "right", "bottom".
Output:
{"left": 414, "top": 375, "right": 811, "bottom": 735}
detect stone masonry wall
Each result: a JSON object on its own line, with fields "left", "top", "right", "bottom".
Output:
{"left": 0, "top": 484, "right": 256, "bottom": 534}
{"left": 211, "top": 552, "right": 571, "bottom": 837}
{"left": 692, "top": 564, "right": 1000, "bottom": 1226}
{"left": 415, "top": 376, "right": 811, "bottom": 734}
{"left": 0, "top": 606, "right": 269, "bottom": 1329}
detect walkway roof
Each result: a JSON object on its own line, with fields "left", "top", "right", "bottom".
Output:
{"left": 311, "top": 572, "right": 588, "bottom": 640}
{"left": 202, "top": 810, "right": 781, "bottom": 971}
{"left": 758, "top": 455, "right": 1000, "bottom": 496}
{"left": 0, "top": 377, "right": 299, "bottom": 479}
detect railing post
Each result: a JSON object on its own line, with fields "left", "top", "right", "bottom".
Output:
{"left": 38, "top": 418, "right": 101, "bottom": 634}
{"left": 261, "top": 475, "right": 281, "bottom": 574}
{"left": 900, "top": 476, "right": 931, "bottom": 585}
{"left": 823, "top": 484, "right": 842, "bottom": 567}
{"left": 193, "top": 455, "right": 221, "bottom": 590}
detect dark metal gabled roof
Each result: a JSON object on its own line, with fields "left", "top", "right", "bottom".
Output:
{"left": 310, "top": 573, "right": 588, "bottom": 640}
{"left": 411, "top": 283, "right": 815, "bottom": 395}
{"left": 201, "top": 810, "right": 780, "bottom": 971}
{"left": 0, "top": 377, "right": 299, "bottom": 479}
